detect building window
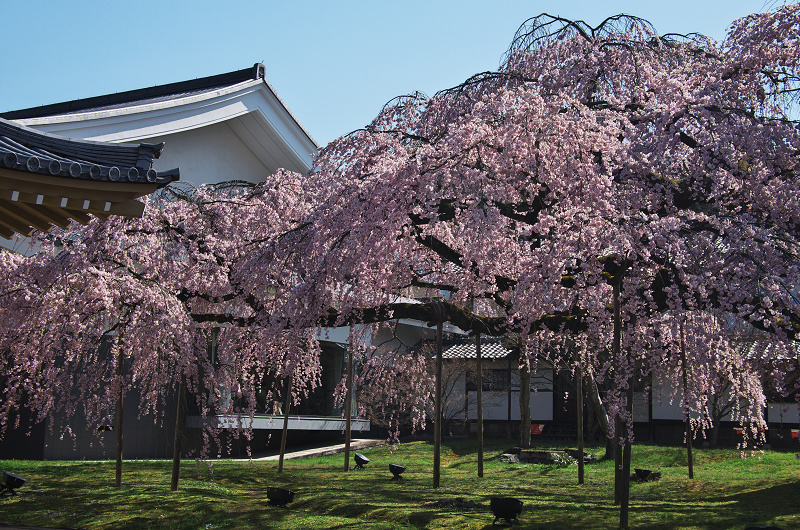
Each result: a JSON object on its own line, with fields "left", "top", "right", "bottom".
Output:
{"left": 483, "top": 369, "right": 509, "bottom": 391}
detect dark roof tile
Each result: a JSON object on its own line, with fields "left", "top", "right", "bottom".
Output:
{"left": 0, "top": 118, "right": 178, "bottom": 185}
{"left": 442, "top": 340, "right": 513, "bottom": 360}
{"left": 1, "top": 64, "right": 265, "bottom": 120}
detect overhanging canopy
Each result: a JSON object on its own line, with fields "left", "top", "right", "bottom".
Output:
{"left": 0, "top": 118, "right": 178, "bottom": 238}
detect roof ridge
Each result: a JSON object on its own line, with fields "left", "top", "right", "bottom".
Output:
{"left": 1, "top": 64, "right": 265, "bottom": 121}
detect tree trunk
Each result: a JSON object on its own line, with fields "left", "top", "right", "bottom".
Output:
{"left": 476, "top": 333, "right": 484, "bottom": 478}
{"left": 278, "top": 374, "right": 293, "bottom": 473}
{"left": 433, "top": 319, "right": 443, "bottom": 488}
{"left": 611, "top": 279, "right": 632, "bottom": 529}
{"left": 170, "top": 374, "right": 186, "bottom": 491}
{"left": 518, "top": 342, "right": 531, "bottom": 448}
{"left": 115, "top": 352, "right": 124, "bottom": 488}
{"left": 709, "top": 421, "right": 719, "bottom": 448}
{"left": 344, "top": 347, "right": 354, "bottom": 472}
{"left": 586, "top": 370, "right": 614, "bottom": 460}
{"left": 577, "top": 363, "right": 585, "bottom": 485}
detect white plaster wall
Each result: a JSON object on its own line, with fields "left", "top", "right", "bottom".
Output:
{"left": 530, "top": 369, "right": 554, "bottom": 391}
{"left": 632, "top": 391, "right": 649, "bottom": 422}
{"left": 652, "top": 388, "right": 686, "bottom": 420}
{"left": 443, "top": 372, "right": 468, "bottom": 420}
{"left": 370, "top": 322, "right": 436, "bottom": 352}
{"left": 651, "top": 369, "right": 686, "bottom": 420}
{"left": 768, "top": 402, "right": 800, "bottom": 423}
{"left": 465, "top": 391, "right": 553, "bottom": 421}
{"left": 526, "top": 391, "right": 555, "bottom": 421}
{"left": 142, "top": 122, "right": 269, "bottom": 186}
{"left": 469, "top": 391, "right": 512, "bottom": 420}
{"left": 651, "top": 369, "right": 741, "bottom": 421}
{"left": 316, "top": 326, "right": 351, "bottom": 344}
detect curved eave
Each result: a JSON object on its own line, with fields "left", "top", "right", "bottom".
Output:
{"left": 14, "top": 79, "right": 319, "bottom": 175}
{"left": 0, "top": 167, "right": 161, "bottom": 238}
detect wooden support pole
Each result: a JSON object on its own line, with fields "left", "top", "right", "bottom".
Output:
{"left": 577, "top": 362, "right": 585, "bottom": 485}
{"left": 614, "top": 413, "right": 622, "bottom": 505}
{"left": 170, "top": 374, "right": 186, "bottom": 491}
{"left": 680, "top": 320, "right": 694, "bottom": 479}
{"left": 613, "top": 279, "right": 623, "bottom": 507}
{"left": 476, "top": 333, "right": 484, "bottom": 478}
{"left": 278, "top": 374, "right": 293, "bottom": 473}
{"left": 344, "top": 347, "right": 354, "bottom": 472}
{"left": 507, "top": 354, "right": 513, "bottom": 438}
{"left": 115, "top": 352, "right": 124, "bottom": 488}
{"left": 433, "top": 319, "right": 443, "bottom": 488}
{"left": 518, "top": 342, "right": 531, "bottom": 448}
{"left": 621, "top": 376, "right": 633, "bottom": 529}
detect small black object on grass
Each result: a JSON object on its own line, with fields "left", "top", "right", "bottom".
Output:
{"left": 1, "top": 471, "right": 26, "bottom": 496}
{"left": 490, "top": 496, "right": 522, "bottom": 525}
{"left": 389, "top": 463, "right": 406, "bottom": 479}
{"left": 267, "top": 486, "right": 295, "bottom": 507}
{"left": 632, "top": 468, "right": 662, "bottom": 482}
{"left": 354, "top": 453, "right": 370, "bottom": 470}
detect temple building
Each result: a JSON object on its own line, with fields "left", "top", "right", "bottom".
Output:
{"left": 0, "top": 65, "right": 373, "bottom": 460}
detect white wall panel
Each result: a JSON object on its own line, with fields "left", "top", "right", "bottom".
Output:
{"left": 768, "top": 402, "right": 800, "bottom": 423}
{"left": 465, "top": 391, "right": 553, "bottom": 421}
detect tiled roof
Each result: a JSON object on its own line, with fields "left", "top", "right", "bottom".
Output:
{"left": 0, "top": 118, "right": 178, "bottom": 186}
{"left": 737, "top": 339, "right": 800, "bottom": 360}
{"left": 0, "top": 118, "right": 179, "bottom": 238}
{"left": 1, "top": 64, "right": 265, "bottom": 120}
{"left": 2, "top": 63, "right": 318, "bottom": 155}
{"left": 442, "top": 340, "right": 513, "bottom": 360}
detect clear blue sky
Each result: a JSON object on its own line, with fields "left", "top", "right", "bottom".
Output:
{"left": 0, "top": 0, "right": 777, "bottom": 147}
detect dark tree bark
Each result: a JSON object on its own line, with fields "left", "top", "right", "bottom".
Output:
{"left": 586, "top": 371, "right": 614, "bottom": 460}
{"left": 609, "top": 279, "right": 633, "bottom": 529}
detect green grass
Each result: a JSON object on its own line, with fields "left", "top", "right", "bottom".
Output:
{"left": 2, "top": 439, "right": 799, "bottom": 529}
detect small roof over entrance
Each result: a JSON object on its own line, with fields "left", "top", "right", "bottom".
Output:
{"left": 0, "top": 118, "right": 179, "bottom": 238}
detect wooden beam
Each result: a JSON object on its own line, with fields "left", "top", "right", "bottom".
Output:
{"left": 100, "top": 200, "right": 146, "bottom": 218}
{"left": 0, "top": 168, "right": 159, "bottom": 199}
{"left": 28, "top": 204, "right": 73, "bottom": 229}
{"left": 0, "top": 205, "right": 33, "bottom": 236}
{"left": 0, "top": 222, "right": 18, "bottom": 239}
{"left": 63, "top": 209, "right": 93, "bottom": 225}
{"left": 0, "top": 199, "right": 52, "bottom": 233}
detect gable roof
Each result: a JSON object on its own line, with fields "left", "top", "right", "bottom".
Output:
{"left": 2, "top": 64, "right": 269, "bottom": 121}
{"left": 3, "top": 63, "right": 318, "bottom": 178}
{"left": 0, "top": 118, "right": 179, "bottom": 238}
